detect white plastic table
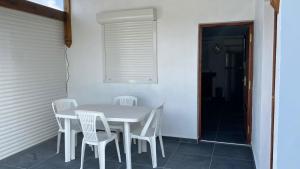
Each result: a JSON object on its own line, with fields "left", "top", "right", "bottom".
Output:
{"left": 55, "top": 104, "right": 152, "bottom": 169}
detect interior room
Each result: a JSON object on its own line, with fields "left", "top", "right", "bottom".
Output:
{"left": 1, "top": 0, "right": 299, "bottom": 169}
{"left": 201, "top": 25, "right": 249, "bottom": 144}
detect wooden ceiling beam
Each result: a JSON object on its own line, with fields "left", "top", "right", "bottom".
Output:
{"left": 0, "top": 0, "right": 65, "bottom": 21}
{"left": 0, "top": 0, "right": 72, "bottom": 48}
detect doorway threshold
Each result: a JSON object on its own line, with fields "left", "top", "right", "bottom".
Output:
{"left": 200, "top": 139, "right": 251, "bottom": 147}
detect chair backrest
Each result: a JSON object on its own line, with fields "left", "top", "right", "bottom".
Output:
{"left": 140, "top": 104, "right": 164, "bottom": 137}
{"left": 76, "top": 110, "right": 112, "bottom": 144}
{"left": 52, "top": 99, "right": 78, "bottom": 130}
{"left": 113, "top": 96, "right": 138, "bottom": 106}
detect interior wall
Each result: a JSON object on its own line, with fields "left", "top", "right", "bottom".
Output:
{"left": 274, "top": 1, "right": 300, "bottom": 169}
{"left": 252, "top": 1, "right": 274, "bottom": 169}
{"left": 203, "top": 36, "right": 245, "bottom": 99}
{"left": 67, "top": 0, "right": 255, "bottom": 139}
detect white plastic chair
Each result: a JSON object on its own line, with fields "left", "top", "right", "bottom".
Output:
{"left": 130, "top": 104, "right": 165, "bottom": 168}
{"left": 113, "top": 96, "right": 138, "bottom": 106}
{"left": 52, "top": 99, "right": 81, "bottom": 154}
{"left": 76, "top": 110, "right": 121, "bottom": 169}
{"left": 111, "top": 96, "right": 139, "bottom": 147}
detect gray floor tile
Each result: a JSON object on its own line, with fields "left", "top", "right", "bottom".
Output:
{"left": 176, "top": 142, "right": 214, "bottom": 157}
{"left": 0, "top": 137, "right": 256, "bottom": 169}
{"left": 210, "top": 157, "right": 255, "bottom": 169}
{"left": 82, "top": 158, "right": 122, "bottom": 169}
{"left": 119, "top": 163, "right": 164, "bottom": 169}
{"left": 126, "top": 139, "right": 178, "bottom": 167}
{"left": 130, "top": 149, "right": 167, "bottom": 167}
{"left": 1, "top": 139, "right": 57, "bottom": 169}
{"left": 165, "top": 154, "right": 211, "bottom": 169}
{"left": 0, "top": 165, "right": 21, "bottom": 169}
{"left": 202, "top": 131, "right": 217, "bottom": 141}
{"left": 30, "top": 154, "right": 81, "bottom": 169}
{"left": 213, "top": 144, "right": 253, "bottom": 161}
{"left": 104, "top": 141, "right": 127, "bottom": 162}
{"left": 215, "top": 131, "right": 246, "bottom": 144}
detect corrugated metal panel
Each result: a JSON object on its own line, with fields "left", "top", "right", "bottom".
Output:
{"left": 104, "top": 21, "right": 158, "bottom": 83}
{"left": 0, "top": 7, "right": 66, "bottom": 160}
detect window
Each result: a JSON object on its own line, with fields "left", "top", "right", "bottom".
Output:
{"left": 98, "top": 8, "right": 158, "bottom": 84}
{"left": 104, "top": 21, "right": 157, "bottom": 83}
{"left": 27, "top": 0, "right": 64, "bottom": 11}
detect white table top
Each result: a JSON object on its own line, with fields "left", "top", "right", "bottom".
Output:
{"left": 55, "top": 104, "right": 152, "bottom": 123}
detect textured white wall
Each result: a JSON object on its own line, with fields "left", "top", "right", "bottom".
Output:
{"left": 252, "top": 1, "right": 274, "bottom": 169}
{"left": 67, "top": 0, "right": 255, "bottom": 139}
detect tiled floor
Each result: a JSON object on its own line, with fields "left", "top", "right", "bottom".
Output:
{"left": 0, "top": 135, "right": 255, "bottom": 169}
{"left": 202, "top": 99, "right": 247, "bottom": 144}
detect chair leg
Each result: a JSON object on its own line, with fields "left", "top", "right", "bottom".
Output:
{"left": 115, "top": 138, "right": 121, "bottom": 163}
{"left": 98, "top": 144, "right": 106, "bottom": 169}
{"left": 75, "top": 132, "right": 78, "bottom": 147}
{"left": 159, "top": 135, "right": 165, "bottom": 158}
{"left": 133, "top": 138, "right": 137, "bottom": 144}
{"left": 138, "top": 140, "right": 142, "bottom": 154}
{"left": 80, "top": 141, "right": 86, "bottom": 169}
{"left": 123, "top": 134, "right": 126, "bottom": 154}
{"left": 56, "top": 132, "right": 62, "bottom": 154}
{"left": 94, "top": 146, "right": 99, "bottom": 158}
{"left": 149, "top": 138, "right": 157, "bottom": 168}
{"left": 116, "top": 130, "right": 121, "bottom": 142}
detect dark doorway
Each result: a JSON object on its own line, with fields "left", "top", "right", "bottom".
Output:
{"left": 198, "top": 22, "right": 253, "bottom": 144}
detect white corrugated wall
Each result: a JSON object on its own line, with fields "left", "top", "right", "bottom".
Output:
{"left": 0, "top": 7, "right": 66, "bottom": 160}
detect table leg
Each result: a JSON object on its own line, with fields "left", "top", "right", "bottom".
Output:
{"left": 124, "top": 122, "right": 132, "bottom": 169}
{"left": 64, "top": 118, "right": 71, "bottom": 162}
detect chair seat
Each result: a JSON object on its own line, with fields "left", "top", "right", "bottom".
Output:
{"left": 58, "top": 119, "right": 82, "bottom": 132}
{"left": 84, "top": 131, "right": 118, "bottom": 146}
{"left": 109, "top": 122, "right": 124, "bottom": 131}
{"left": 97, "top": 131, "right": 117, "bottom": 142}
{"left": 131, "top": 127, "right": 156, "bottom": 138}
{"left": 109, "top": 122, "right": 143, "bottom": 131}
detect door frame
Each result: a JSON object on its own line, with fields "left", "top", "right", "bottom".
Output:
{"left": 270, "top": 11, "right": 278, "bottom": 169}
{"left": 197, "top": 21, "right": 254, "bottom": 144}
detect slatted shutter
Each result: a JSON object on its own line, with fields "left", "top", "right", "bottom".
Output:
{"left": 0, "top": 7, "right": 66, "bottom": 160}
{"left": 103, "top": 21, "right": 157, "bottom": 83}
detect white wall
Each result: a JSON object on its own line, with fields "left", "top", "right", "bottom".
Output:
{"left": 252, "top": 1, "right": 274, "bottom": 169}
{"left": 274, "top": 1, "right": 300, "bottom": 169}
{"left": 67, "top": 0, "right": 255, "bottom": 139}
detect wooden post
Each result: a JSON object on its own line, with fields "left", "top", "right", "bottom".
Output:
{"left": 64, "top": 0, "right": 72, "bottom": 48}
{"left": 271, "top": 0, "right": 280, "bottom": 13}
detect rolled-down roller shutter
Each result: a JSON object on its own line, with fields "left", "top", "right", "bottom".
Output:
{"left": 0, "top": 7, "right": 66, "bottom": 160}
{"left": 98, "top": 8, "right": 158, "bottom": 83}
